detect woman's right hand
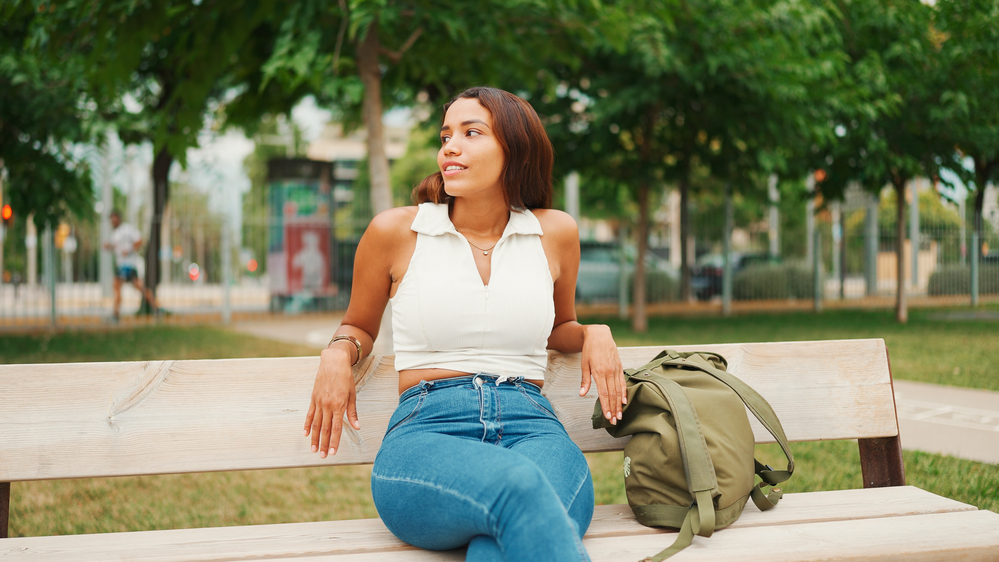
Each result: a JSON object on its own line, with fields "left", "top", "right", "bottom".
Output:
{"left": 304, "top": 345, "right": 361, "bottom": 458}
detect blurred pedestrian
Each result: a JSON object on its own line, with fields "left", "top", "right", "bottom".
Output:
{"left": 105, "top": 210, "right": 157, "bottom": 320}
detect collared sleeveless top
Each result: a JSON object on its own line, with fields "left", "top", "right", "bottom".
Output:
{"left": 390, "top": 202, "right": 556, "bottom": 381}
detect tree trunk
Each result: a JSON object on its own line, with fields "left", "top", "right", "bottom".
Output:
{"left": 632, "top": 182, "right": 650, "bottom": 333}
{"left": 679, "top": 167, "right": 692, "bottom": 302}
{"left": 144, "top": 147, "right": 172, "bottom": 312}
{"left": 893, "top": 179, "right": 907, "bottom": 323}
{"left": 357, "top": 22, "right": 393, "bottom": 215}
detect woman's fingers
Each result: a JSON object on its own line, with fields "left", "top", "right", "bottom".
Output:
{"left": 303, "top": 400, "right": 317, "bottom": 437}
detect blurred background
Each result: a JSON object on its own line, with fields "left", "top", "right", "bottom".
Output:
{"left": 1, "top": 0, "right": 997, "bottom": 331}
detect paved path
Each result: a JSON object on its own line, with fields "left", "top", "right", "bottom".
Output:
{"left": 893, "top": 380, "right": 999, "bottom": 464}
{"left": 229, "top": 316, "right": 999, "bottom": 465}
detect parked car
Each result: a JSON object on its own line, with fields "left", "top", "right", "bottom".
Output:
{"left": 691, "top": 252, "right": 777, "bottom": 300}
{"left": 576, "top": 241, "right": 678, "bottom": 302}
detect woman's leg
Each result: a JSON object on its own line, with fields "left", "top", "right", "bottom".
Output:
{"left": 372, "top": 431, "right": 589, "bottom": 562}
{"left": 462, "top": 432, "right": 594, "bottom": 562}
{"left": 371, "top": 376, "right": 590, "bottom": 562}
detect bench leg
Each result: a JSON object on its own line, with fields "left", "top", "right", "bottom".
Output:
{"left": 1, "top": 481, "right": 8, "bottom": 539}
{"left": 858, "top": 437, "right": 906, "bottom": 488}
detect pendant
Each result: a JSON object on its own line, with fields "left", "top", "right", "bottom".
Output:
{"left": 483, "top": 251, "right": 489, "bottom": 255}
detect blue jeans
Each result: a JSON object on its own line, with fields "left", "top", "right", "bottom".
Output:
{"left": 371, "top": 374, "right": 594, "bottom": 562}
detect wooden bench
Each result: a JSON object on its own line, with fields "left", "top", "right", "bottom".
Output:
{"left": 3, "top": 338, "right": 999, "bottom": 561}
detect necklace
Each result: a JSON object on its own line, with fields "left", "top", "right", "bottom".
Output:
{"left": 466, "top": 239, "right": 497, "bottom": 256}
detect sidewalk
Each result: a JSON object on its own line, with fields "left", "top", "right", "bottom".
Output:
{"left": 229, "top": 315, "right": 999, "bottom": 465}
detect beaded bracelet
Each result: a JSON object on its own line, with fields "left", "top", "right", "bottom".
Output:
{"left": 328, "top": 334, "right": 363, "bottom": 366}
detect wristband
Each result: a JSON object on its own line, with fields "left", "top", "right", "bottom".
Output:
{"left": 328, "top": 334, "right": 363, "bottom": 366}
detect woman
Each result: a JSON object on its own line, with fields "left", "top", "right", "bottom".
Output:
{"left": 304, "top": 86, "right": 626, "bottom": 561}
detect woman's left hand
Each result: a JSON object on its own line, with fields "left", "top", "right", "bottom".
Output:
{"left": 579, "top": 324, "right": 626, "bottom": 425}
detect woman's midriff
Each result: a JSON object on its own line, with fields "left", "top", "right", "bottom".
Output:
{"left": 398, "top": 368, "right": 544, "bottom": 394}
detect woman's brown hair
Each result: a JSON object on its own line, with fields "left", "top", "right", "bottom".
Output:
{"left": 412, "top": 87, "right": 553, "bottom": 209}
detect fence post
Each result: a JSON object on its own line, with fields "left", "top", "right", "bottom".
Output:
{"left": 221, "top": 216, "right": 232, "bottom": 324}
{"left": 722, "top": 183, "right": 733, "bottom": 316}
{"left": 910, "top": 180, "right": 920, "bottom": 289}
{"left": 813, "top": 229, "right": 822, "bottom": 313}
{"left": 970, "top": 231, "right": 979, "bottom": 307}
{"left": 44, "top": 223, "right": 56, "bottom": 327}
{"left": 865, "top": 193, "right": 878, "bottom": 296}
{"left": 831, "top": 202, "right": 841, "bottom": 298}
{"left": 618, "top": 224, "right": 628, "bottom": 320}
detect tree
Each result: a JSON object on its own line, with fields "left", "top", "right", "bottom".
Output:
{"left": 539, "top": 0, "right": 842, "bottom": 330}
{"left": 0, "top": 3, "right": 95, "bottom": 230}
{"left": 261, "top": 0, "right": 598, "bottom": 216}
{"left": 808, "top": 0, "right": 945, "bottom": 323}
{"left": 934, "top": 0, "right": 999, "bottom": 263}
{"left": 44, "top": 0, "right": 312, "bottom": 308}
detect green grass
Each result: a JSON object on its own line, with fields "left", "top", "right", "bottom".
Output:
{"left": 3, "top": 310, "right": 998, "bottom": 537}
{"left": 0, "top": 325, "right": 317, "bottom": 364}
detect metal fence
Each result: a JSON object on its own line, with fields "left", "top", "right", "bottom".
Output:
{"left": 1, "top": 180, "right": 996, "bottom": 329}
{"left": 577, "top": 181, "right": 999, "bottom": 310}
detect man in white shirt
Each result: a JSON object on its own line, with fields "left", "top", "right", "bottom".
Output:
{"left": 105, "top": 210, "right": 157, "bottom": 320}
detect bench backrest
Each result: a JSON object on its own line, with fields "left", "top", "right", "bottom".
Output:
{"left": 0, "top": 339, "right": 899, "bottom": 483}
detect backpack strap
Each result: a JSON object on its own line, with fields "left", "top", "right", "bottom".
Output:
{"left": 629, "top": 371, "right": 720, "bottom": 541}
{"left": 656, "top": 352, "right": 796, "bottom": 486}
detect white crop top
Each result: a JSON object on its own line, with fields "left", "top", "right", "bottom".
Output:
{"left": 390, "top": 202, "right": 556, "bottom": 381}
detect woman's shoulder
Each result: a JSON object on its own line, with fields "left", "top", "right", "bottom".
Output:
{"left": 530, "top": 208, "right": 578, "bottom": 239}
{"left": 367, "top": 206, "right": 420, "bottom": 237}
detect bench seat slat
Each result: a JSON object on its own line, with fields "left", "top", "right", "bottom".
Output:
{"left": 583, "top": 510, "right": 999, "bottom": 562}
{"left": 0, "top": 487, "right": 980, "bottom": 561}
{"left": 0, "top": 340, "right": 897, "bottom": 482}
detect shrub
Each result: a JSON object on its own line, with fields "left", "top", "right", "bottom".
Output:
{"left": 629, "top": 270, "right": 680, "bottom": 303}
{"left": 928, "top": 265, "right": 999, "bottom": 296}
{"left": 733, "top": 263, "right": 814, "bottom": 301}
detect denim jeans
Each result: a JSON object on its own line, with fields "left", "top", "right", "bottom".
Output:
{"left": 371, "top": 374, "right": 594, "bottom": 562}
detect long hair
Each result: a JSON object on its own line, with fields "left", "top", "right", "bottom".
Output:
{"left": 412, "top": 87, "right": 553, "bottom": 209}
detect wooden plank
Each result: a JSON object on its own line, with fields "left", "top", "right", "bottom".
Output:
{"left": 582, "top": 510, "right": 999, "bottom": 562}
{"left": 583, "top": 486, "right": 975, "bottom": 538}
{"left": 0, "top": 488, "right": 976, "bottom": 561}
{"left": 0, "top": 339, "right": 896, "bottom": 481}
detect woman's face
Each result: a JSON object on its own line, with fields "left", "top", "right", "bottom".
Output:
{"left": 438, "top": 97, "right": 506, "bottom": 201}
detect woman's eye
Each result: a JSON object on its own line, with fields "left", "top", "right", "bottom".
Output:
{"left": 466, "top": 129, "right": 480, "bottom": 137}
{"left": 440, "top": 135, "right": 451, "bottom": 143}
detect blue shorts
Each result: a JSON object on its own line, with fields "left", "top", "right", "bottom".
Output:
{"left": 116, "top": 266, "right": 138, "bottom": 282}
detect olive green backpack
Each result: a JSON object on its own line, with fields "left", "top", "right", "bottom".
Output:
{"left": 593, "top": 350, "right": 794, "bottom": 561}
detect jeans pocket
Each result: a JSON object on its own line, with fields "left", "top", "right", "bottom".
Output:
{"left": 518, "top": 386, "right": 559, "bottom": 419}
{"left": 385, "top": 392, "right": 427, "bottom": 436}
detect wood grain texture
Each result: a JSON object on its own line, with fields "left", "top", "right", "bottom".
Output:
{"left": 0, "top": 340, "right": 896, "bottom": 481}
{"left": 0, "top": 487, "right": 981, "bottom": 561}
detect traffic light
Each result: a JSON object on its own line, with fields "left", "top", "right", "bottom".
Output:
{"left": 1, "top": 204, "right": 12, "bottom": 227}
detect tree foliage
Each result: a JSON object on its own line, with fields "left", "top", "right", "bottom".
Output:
{"left": 0, "top": 2, "right": 95, "bottom": 228}
{"left": 808, "top": 0, "right": 947, "bottom": 322}
{"left": 32, "top": 0, "right": 313, "bottom": 300}
{"left": 537, "top": 0, "right": 845, "bottom": 327}
{"left": 933, "top": 0, "right": 999, "bottom": 244}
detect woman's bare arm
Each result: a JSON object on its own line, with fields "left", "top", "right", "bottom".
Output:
{"left": 536, "top": 210, "right": 626, "bottom": 425}
{"left": 304, "top": 207, "right": 417, "bottom": 457}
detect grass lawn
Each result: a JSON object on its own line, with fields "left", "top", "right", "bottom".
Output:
{"left": 3, "top": 308, "right": 998, "bottom": 537}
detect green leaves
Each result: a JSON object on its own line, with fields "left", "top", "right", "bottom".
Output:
{"left": 1, "top": 1, "right": 96, "bottom": 227}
